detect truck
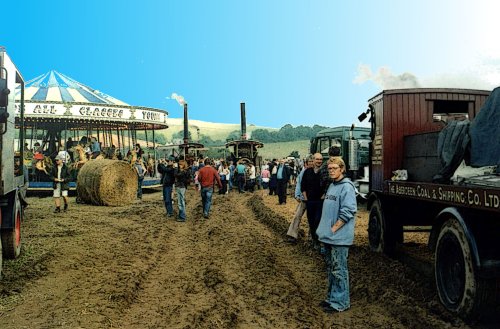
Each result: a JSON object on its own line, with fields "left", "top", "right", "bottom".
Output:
{"left": 361, "top": 88, "right": 499, "bottom": 320}
{"left": 309, "top": 125, "right": 371, "bottom": 196}
{"left": 0, "top": 47, "right": 26, "bottom": 278}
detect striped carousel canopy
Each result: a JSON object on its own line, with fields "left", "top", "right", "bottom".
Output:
{"left": 19, "top": 70, "right": 129, "bottom": 106}
{"left": 14, "top": 70, "right": 168, "bottom": 130}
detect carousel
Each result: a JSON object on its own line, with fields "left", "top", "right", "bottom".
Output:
{"left": 14, "top": 70, "right": 168, "bottom": 190}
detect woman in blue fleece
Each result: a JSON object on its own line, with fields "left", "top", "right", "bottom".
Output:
{"left": 316, "top": 157, "right": 357, "bottom": 313}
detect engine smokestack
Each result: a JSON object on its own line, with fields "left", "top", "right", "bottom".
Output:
{"left": 183, "top": 103, "right": 189, "bottom": 144}
{"left": 240, "top": 102, "right": 247, "bottom": 140}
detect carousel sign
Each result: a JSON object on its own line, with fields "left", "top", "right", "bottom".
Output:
{"left": 15, "top": 102, "right": 167, "bottom": 123}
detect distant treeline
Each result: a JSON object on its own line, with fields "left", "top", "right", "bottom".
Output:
{"left": 173, "top": 124, "right": 330, "bottom": 146}
{"left": 250, "top": 124, "right": 330, "bottom": 143}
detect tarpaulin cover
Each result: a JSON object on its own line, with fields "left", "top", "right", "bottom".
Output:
{"left": 433, "top": 120, "right": 470, "bottom": 183}
{"left": 469, "top": 87, "right": 500, "bottom": 167}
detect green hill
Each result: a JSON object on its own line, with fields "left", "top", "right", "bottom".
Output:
{"left": 257, "top": 139, "right": 310, "bottom": 160}
{"left": 156, "top": 117, "right": 277, "bottom": 141}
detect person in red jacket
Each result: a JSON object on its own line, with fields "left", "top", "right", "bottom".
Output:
{"left": 197, "top": 158, "right": 222, "bottom": 219}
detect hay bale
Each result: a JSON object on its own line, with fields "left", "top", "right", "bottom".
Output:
{"left": 77, "top": 159, "right": 137, "bottom": 206}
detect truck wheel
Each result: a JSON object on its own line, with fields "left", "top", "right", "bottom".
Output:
{"left": 1, "top": 193, "right": 22, "bottom": 259}
{"left": 368, "top": 199, "right": 398, "bottom": 254}
{"left": 435, "top": 218, "right": 495, "bottom": 320}
{"left": 0, "top": 235, "right": 3, "bottom": 279}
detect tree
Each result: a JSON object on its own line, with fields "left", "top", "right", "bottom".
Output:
{"left": 226, "top": 130, "right": 241, "bottom": 141}
{"left": 173, "top": 130, "right": 192, "bottom": 140}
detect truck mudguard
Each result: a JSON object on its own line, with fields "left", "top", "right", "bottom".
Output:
{"left": 431, "top": 207, "right": 481, "bottom": 269}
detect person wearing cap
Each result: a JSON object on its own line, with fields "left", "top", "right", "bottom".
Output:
{"left": 157, "top": 157, "right": 176, "bottom": 216}
{"left": 50, "top": 155, "right": 71, "bottom": 213}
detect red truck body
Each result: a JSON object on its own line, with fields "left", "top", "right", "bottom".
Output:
{"left": 365, "top": 88, "right": 499, "bottom": 320}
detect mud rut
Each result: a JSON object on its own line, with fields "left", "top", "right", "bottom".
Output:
{"left": 0, "top": 189, "right": 490, "bottom": 328}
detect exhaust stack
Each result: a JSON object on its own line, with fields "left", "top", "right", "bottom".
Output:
{"left": 183, "top": 103, "right": 189, "bottom": 144}
{"left": 240, "top": 102, "right": 247, "bottom": 140}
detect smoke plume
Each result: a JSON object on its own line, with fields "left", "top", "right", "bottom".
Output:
{"left": 354, "top": 64, "right": 420, "bottom": 89}
{"left": 170, "top": 93, "right": 186, "bottom": 106}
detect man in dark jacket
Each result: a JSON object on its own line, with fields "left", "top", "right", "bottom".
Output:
{"left": 50, "top": 155, "right": 72, "bottom": 213}
{"left": 157, "top": 157, "right": 176, "bottom": 217}
{"left": 301, "top": 152, "right": 324, "bottom": 250}
{"left": 276, "top": 158, "right": 291, "bottom": 205}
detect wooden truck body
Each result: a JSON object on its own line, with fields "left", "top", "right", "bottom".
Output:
{"left": 364, "top": 88, "right": 499, "bottom": 320}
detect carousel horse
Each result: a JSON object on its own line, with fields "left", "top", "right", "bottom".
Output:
{"left": 146, "top": 156, "right": 155, "bottom": 177}
{"left": 93, "top": 152, "right": 105, "bottom": 160}
{"left": 126, "top": 150, "right": 138, "bottom": 167}
{"left": 71, "top": 144, "right": 89, "bottom": 170}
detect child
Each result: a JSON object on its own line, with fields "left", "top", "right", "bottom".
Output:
{"left": 194, "top": 170, "right": 200, "bottom": 191}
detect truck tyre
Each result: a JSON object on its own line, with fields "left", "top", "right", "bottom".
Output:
{"left": 0, "top": 234, "right": 3, "bottom": 279}
{"left": 435, "top": 218, "right": 495, "bottom": 320}
{"left": 1, "top": 193, "right": 22, "bottom": 259}
{"left": 368, "top": 199, "right": 398, "bottom": 255}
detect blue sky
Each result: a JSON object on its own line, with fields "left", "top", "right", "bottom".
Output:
{"left": 2, "top": 0, "right": 499, "bottom": 128}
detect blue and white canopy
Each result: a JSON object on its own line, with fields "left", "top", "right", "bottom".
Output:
{"left": 15, "top": 70, "right": 168, "bottom": 130}
{"left": 22, "top": 70, "right": 129, "bottom": 105}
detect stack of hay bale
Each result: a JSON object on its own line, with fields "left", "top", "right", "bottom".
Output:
{"left": 77, "top": 160, "right": 138, "bottom": 206}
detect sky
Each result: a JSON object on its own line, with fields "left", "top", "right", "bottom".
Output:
{"left": 2, "top": 0, "right": 500, "bottom": 129}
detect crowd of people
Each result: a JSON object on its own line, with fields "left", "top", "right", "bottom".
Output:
{"left": 43, "top": 142, "right": 357, "bottom": 314}
{"left": 151, "top": 147, "right": 357, "bottom": 314}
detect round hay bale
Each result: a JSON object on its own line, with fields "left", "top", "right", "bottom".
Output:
{"left": 77, "top": 159, "right": 137, "bottom": 206}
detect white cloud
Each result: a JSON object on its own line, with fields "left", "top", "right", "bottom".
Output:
{"left": 353, "top": 64, "right": 420, "bottom": 89}
{"left": 354, "top": 61, "right": 499, "bottom": 91}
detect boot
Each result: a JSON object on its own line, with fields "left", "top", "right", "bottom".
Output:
{"left": 63, "top": 203, "right": 68, "bottom": 212}
{"left": 54, "top": 207, "right": 61, "bottom": 213}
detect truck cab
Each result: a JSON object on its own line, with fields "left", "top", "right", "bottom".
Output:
{"left": 0, "top": 47, "right": 26, "bottom": 278}
{"left": 309, "top": 125, "right": 371, "bottom": 195}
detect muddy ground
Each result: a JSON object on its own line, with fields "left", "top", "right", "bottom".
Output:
{"left": 0, "top": 186, "right": 498, "bottom": 328}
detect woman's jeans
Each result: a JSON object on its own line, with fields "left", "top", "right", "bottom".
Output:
{"left": 176, "top": 187, "right": 186, "bottom": 220}
{"left": 137, "top": 178, "right": 144, "bottom": 199}
{"left": 162, "top": 185, "right": 173, "bottom": 215}
{"left": 324, "top": 244, "right": 350, "bottom": 311}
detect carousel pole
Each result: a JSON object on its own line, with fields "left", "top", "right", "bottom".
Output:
{"left": 152, "top": 128, "right": 156, "bottom": 176}
{"left": 116, "top": 127, "right": 121, "bottom": 153}
{"left": 121, "top": 128, "right": 126, "bottom": 156}
{"left": 64, "top": 121, "right": 68, "bottom": 149}
{"left": 30, "top": 123, "right": 34, "bottom": 151}
{"left": 127, "top": 126, "right": 131, "bottom": 152}
{"left": 110, "top": 126, "right": 113, "bottom": 148}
